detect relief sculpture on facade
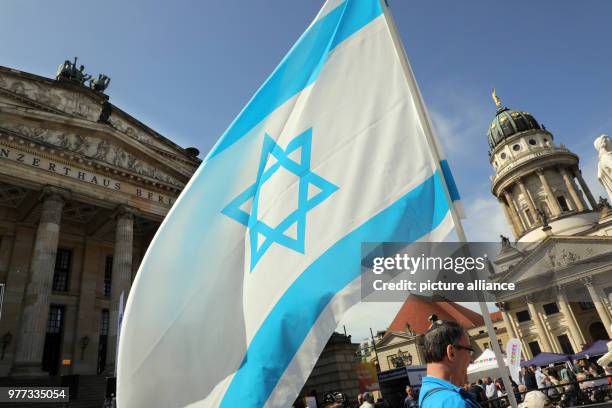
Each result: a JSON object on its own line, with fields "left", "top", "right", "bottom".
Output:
{"left": 0, "top": 74, "right": 100, "bottom": 122}
{"left": 0, "top": 122, "right": 184, "bottom": 187}
{"left": 107, "top": 115, "right": 166, "bottom": 151}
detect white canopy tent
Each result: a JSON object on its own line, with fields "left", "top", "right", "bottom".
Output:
{"left": 467, "top": 349, "right": 511, "bottom": 382}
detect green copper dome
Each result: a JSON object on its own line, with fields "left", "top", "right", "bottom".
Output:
{"left": 487, "top": 107, "right": 541, "bottom": 150}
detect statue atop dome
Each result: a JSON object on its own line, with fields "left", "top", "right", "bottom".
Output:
{"left": 492, "top": 88, "right": 502, "bottom": 109}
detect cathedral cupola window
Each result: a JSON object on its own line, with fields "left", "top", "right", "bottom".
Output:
{"left": 557, "top": 196, "right": 570, "bottom": 212}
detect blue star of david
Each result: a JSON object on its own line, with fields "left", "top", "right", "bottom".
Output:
{"left": 222, "top": 128, "right": 338, "bottom": 271}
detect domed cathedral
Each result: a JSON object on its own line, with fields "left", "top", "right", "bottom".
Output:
{"left": 487, "top": 90, "right": 612, "bottom": 360}
{"left": 489, "top": 90, "right": 600, "bottom": 241}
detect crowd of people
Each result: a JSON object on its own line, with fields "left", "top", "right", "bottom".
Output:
{"left": 458, "top": 359, "right": 611, "bottom": 407}
{"left": 312, "top": 363, "right": 611, "bottom": 408}
{"left": 304, "top": 317, "right": 611, "bottom": 408}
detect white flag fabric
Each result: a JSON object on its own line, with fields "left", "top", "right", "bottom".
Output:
{"left": 117, "top": 0, "right": 461, "bottom": 407}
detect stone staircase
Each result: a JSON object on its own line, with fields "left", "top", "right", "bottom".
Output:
{"left": 0, "top": 375, "right": 108, "bottom": 407}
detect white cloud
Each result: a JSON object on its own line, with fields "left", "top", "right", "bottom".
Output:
{"left": 427, "top": 89, "right": 492, "bottom": 161}
{"left": 337, "top": 301, "right": 404, "bottom": 343}
{"left": 463, "top": 195, "right": 513, "bottom": 242}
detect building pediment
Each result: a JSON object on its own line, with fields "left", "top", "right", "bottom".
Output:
{"left": 378, "top": 332, "right": 416, "bottom": 349}
{"left": 493, "top": 237, "right": 612, "bottom": 286}
{"left": 0, "top": 121, "right": 186, "bottom": 189}
{"left": 0, "top": 66, "right": 200, "bottom": 177}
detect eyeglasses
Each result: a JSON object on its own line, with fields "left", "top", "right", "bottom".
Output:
{"left": 453, "top": 344, "right": 475, "bottom": 356}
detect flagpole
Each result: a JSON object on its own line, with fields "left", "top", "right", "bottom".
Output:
{"left": 380, "top": 2, "right": 518, "bottom": 406}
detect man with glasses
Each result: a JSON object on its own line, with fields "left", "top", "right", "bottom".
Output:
{"left": 418, "top": 316, "right": 480, "bottom": 407}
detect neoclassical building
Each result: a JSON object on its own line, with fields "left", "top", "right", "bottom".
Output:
{"left": 487, "top": 93, "right": 612, "bottom": 359}
{"left": 0, "top": 62, "right": 200, "bottom": 376}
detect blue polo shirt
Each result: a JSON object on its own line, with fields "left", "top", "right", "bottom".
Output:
{"left": 418, "top": 376, "right": 480, "bottom": 408}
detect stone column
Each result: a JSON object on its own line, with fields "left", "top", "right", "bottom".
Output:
{"left": 499, "top": 199, "right": 520, "bottom": 238}
{"left": 556, "top": 285, "right": 585, "bottom": 352}
{"left": 517, "top": 179, "right": 538, "bottom": 226}
{"left": 575, "top": 169, "right": 597, "bottom": 210}
{"left": 537, "top": 169, "right": 562, "bottom": 216}
{"left": 497, "top": 302, "right": 518, "bottom": 339}
{"left": 503, "top": 190, "right": 525, "bottom": 233}
{"left": 561, "top": 168, "right": 585, "bottom": 212}
{"left": 522, "top": 341, "right": 533, "bottom": 360}
{"left": 13, "top": 187, "right": 69, "bottom": 374}
{"left": 107, "top": 206, "right": 135, "bottom": 372}
{"left": 526, "top": 297, "right": 553, "bottom": 352}
{"left": 582, "top": 277, "right": 612, "bottom": 338}
{"left": 0, "top": 231, "right": 15, "bottom": 282}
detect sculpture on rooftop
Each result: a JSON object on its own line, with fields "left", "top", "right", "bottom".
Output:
{"left": 56, "top": 57, "right": 110, "bottom": 93}
{"left": 536, "top": 207, "right": 549, "bottom": 228}
{"left": 90, "top": 73, "right": 111, "bottom": 92}
{"left": 500, "top": 234, "right": 511, "bottom": 248}
{"left": 492, "top": 88, "right": 502, "bottom": 108}
{"left": 594, "top": 134, "right": 612, "bottom": 202}
{"left": 598, "top": 196, "right": 611, "bottom": 210}
{"left": 56, "top": 57, "right": 90, "bottom": 84}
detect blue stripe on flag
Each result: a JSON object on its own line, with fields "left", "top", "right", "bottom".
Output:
{"left": 220, "top": 171, "right": 451, "bottom": 407}
{"left": 440, "top": 159, "right": 460, "bottom": 201}
{"left": 206, "top": 0, "right": 383, "bottom": 161}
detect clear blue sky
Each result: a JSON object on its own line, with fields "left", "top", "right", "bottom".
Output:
{"left": 3, "top": 0, "right": 612, "bottom": 339}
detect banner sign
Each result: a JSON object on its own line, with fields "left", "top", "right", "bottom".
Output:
{"left": 506, "top": 338, "right": 522, "bottom": 384}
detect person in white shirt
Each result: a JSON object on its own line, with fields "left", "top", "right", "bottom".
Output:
{"left": 535, "top": 367, "right": 546, "bottom": 389}
{"left": 360, "top": 392, "right": 375, "bottom": 408}
{"left": 485, "top": 377, "right": 497, "bottom": 400}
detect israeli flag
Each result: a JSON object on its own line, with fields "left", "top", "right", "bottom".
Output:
{"left": 117, "top": 0, "right": 461, "bottom": 407}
